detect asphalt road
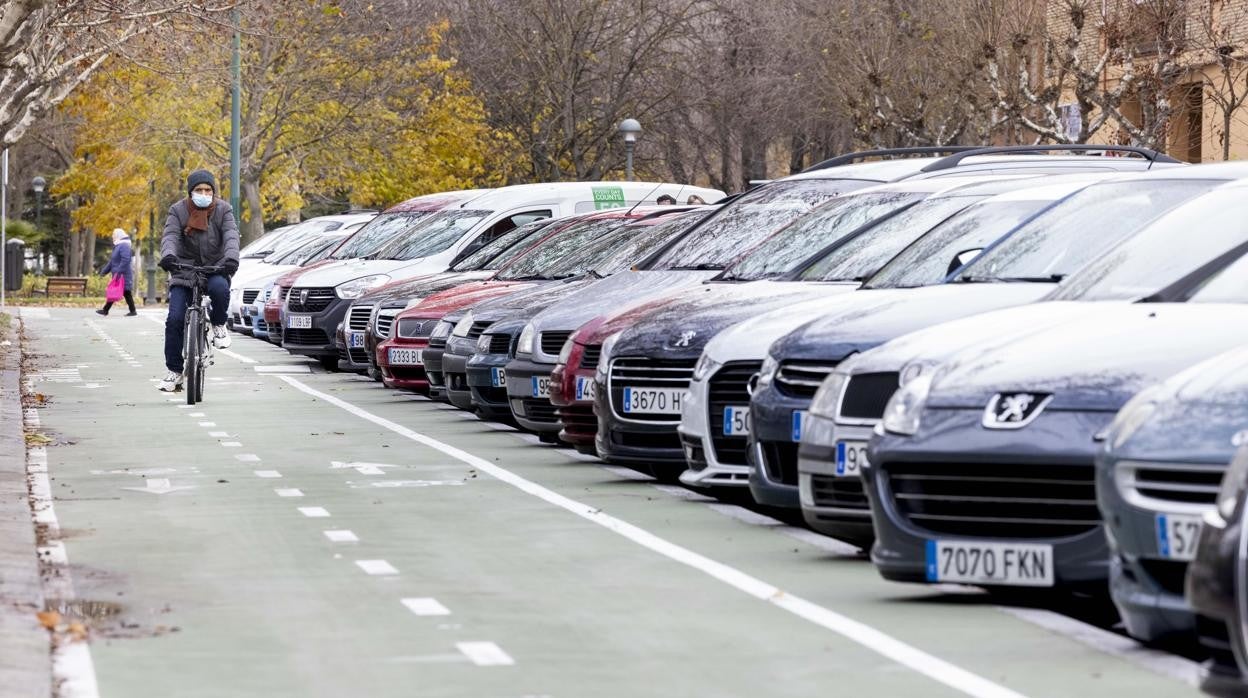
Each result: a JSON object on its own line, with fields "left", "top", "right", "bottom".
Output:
{"left": 14, "top": 306, "right": 1209, "bottom": 698}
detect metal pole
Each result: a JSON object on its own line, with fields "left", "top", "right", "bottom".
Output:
{"left": 625, "top": 141, "right": 635, "bottom": 182}
{"left": 1, "top": 149, "right": 7, "bottom": 309}
{"left": 146, "top": 180, "right": 157, "bottom": 304}
{"left": 229, "top": 8, "right": 242, "bottom": 215}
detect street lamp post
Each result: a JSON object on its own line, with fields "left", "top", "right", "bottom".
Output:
{"left": 618, "top": 118, "right": 642, "bottom": 182}
{"left": 145, "top": 180, "right": 157, "bottom": 305}
{"left": 31, "top": 176, "right": 44, "bottom": 231}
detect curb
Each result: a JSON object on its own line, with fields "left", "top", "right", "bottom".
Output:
{"left": 0, "top": 312, "right": 52, "bottom": 695}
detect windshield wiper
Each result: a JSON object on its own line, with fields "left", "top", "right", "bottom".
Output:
{"left": 670, "top": 263, "right": 725, "bottom": 271}
{"left": 997, "top": 274, "right": 1066, "bottom": 283}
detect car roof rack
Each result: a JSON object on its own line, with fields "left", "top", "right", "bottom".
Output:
{"left": 919, "top": 144, "right": 1181, "bottom": 172}
{"left": 802, "top": 147, "right": 979, "bottom": 173}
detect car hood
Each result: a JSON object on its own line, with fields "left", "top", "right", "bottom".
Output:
{"left": 275, "top": 259, "right": 335, "bottom": 287}
{"left": 293, "top": 257, "right": 445, "bottom": 287}
{"left": 927, "top": 303, "right": 1248, "bottom": 411}
{"left": 528, "top": 269, "right": 719, "bottom": 334}
{"left": 611, "top": 280, "right": 856, "bottom": 361}
{"left": 238, "top": 267, "right": 292, "bottom": 291}
{"left": 468, "top": 276, "right": 597, "bottom": 321}
{"left": 769, "top": 283, "right": 1055, "bottom": 365}
{"left": 363, "top": 271, "right": 494, "bottom": 307}
{"left": 234, "top": 262, "right": 295, "bottom": 288}
{"left": 397, "top": 281, "right": 536, "bottom": 320}
{"left": 842, "top": 301, "right": 1123, "bottom": 376}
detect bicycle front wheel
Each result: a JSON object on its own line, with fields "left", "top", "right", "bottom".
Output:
{"left": 185, "top": 309, "right": 203, "bottom": 405}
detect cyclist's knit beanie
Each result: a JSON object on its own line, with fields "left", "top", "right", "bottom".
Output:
{"left": 187, "top": 169, "right": 216, "bottom": 196}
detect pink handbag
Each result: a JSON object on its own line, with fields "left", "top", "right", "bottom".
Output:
{"left": 105, "top": 274, "right": 125, "bottom": 302}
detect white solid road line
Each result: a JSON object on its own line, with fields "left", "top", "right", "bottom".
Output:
{"left": 278, "top": 375, "right": 1026, "bottom": 698}
{"left": 355, "top": 559, "right": 399, "bottom": 575}
{"left": 402, "top": 598, "right": 451, "bottom": 616}
{"left": 456, "top": 641, "right": 515, "bottom": 666}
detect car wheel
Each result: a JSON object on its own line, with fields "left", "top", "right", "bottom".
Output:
{"left": 318, "top": 356, "right": 339, "bottom": 371}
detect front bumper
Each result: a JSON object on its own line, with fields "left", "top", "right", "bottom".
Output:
{"left": 240, "top": 299, "right": 270, "bottom": 339}
{"left": 746, "top": 385, "right": 813, "bottom": 509}
{"left": 424, "top": 340, "right": 448, "bottom": 401}
{"left": 798, "top": 415, "right": 875, "bottom": 549}
{"left": 865, "top": 408, "right": 1114, "bottom": 590}
{"left": 677, "top": 362, "right": 760, "bottom": 489}
{"left": 377, "top": 336, "right": 431, "bottom": 391}
{"left": 283, "top": 296, "right": 348, "bottom": 359}
{"left": 504, "top": 356, "right": 561, "bottom": 433}
{"left": 442, "top": 337, "right": 474, "bottom": 410}
{"left": 466, "top": 352, "right": 512, "bottom": 418}
{"left": 594, "top": 388, "right": 684, "bottom": 472}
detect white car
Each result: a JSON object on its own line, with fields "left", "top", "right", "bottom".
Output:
{"left": 230, "top": 225, "right": 363, "bottom": 332}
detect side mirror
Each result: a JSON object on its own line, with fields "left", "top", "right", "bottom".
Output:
{"left": 947, "top": 248, "right": 983, "bottom": 276}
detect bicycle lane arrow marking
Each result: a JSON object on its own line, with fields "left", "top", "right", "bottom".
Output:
{"left": 121, "top": 478, "right": 197, "bottom": 495}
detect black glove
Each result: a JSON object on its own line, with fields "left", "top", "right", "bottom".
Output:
{"left": 221, "top": 259, "right": 239, "bottom": 277}
{"left": 159, "top": 255, "right": 178, "bottom": 272}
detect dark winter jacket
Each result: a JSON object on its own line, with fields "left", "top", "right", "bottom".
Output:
{"left": 161, "top": 197, "right": 240, "bottom": 288}
{"left": 103, "top": 240, "right": 134, "bottom": 291}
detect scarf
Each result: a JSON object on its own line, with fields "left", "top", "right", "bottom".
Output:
{"left": 185, "top": 197, "right": 215, "bottom": 234}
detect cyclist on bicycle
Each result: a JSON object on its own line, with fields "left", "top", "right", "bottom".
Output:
{"left": 157, "top": 169, "right": 240, "bottom": 392}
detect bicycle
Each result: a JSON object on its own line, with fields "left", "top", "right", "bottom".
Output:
{"left": 176, "top": 264, "right": 222, "bottom": 405}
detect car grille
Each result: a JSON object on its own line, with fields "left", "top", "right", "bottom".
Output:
{"left": 465, "top": 321, "right": 492, "bottom": 340}
{"left": 284, "top": 328, "right": 329, "bottom": 345}
{"left": 581, "top": 344, "right": 602, "bottom": 369}
{"left": 541, "top": 331, "right": 572, "bottom": 356}
{"left": 707, "top": 361, "right": 762, "bottom": 466}
{"left": 809, "top": 473, "right": 870, "bottom": 511}
{"left": 375, "top": 309, "right": 398, "bottom": 339}
{"left": 522, "top": 398, "right": 559, "bottom": 424}
{"left": 277, "top": 286, "right": 289, "bottom": 301}
{"left": 608, "top": 357, "right": 696, "bottom": 423}
{"left": 347, "top": 347, "right": 369, "bottom": 365}
{"left": 760, "top": 441, "right": 799, "bottom": 485}
{"left": 242, "top": 289, "right": 259, "bottom": 305}
{"left": 1123, "top": 461, "right": 1224, "bottom": 506}
{"left": 347, "top": 305, "right": 372, "bottom": 331}
{"left": 397, "top": 318, "right": 436, "bottom": 339}
{"left": 484, "top": 333, "right": 513, "bottom": 354}
{"left": 287, "top": 287, "right": 335, "bottom": 312}
{"left": 427, "top": 336, "right": 448, "bottom": 350}
{"left": 885, "top": 461, "right": 1100, "bottom": 539}
{"left": 254, "top": 318, "right": 268, "bottom": 333}
{"left": 838, "top": 372, "right": 899, "bottom": 421}
{"left": 775, "top": 361, "right": 838, "bottom": 399}
{"left": 475, "top": 386, "right": 507, "bottom": 405}
{"left": 558, "top": 405, "right": 597, "bottom": 436}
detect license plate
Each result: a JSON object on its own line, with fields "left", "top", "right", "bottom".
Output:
{"left": 622, "top": 387, "right": 683, "bottom": 414}
{"left": 531, "top": 375, "right": 551, "bottom": 398}
{"left": 925, "top": 540, "right": 1054, "bottom": 587}
{"left": 1156, "top": 513, "right": 1203, "bottom": 561}
{"left": 791, "top": 411, "right": 808, "bottom": 441}
{"left": 288, "top": 314, "right": 312, "bottom": 329}
{"left": 347, "top": 331, "right": 365, "bottom": 348}
{"left": 575, "top": 376, "right": 597, "bottom": 401}
{"left": 835, "top": 440, "right": 867, "bottom": 477}
{"left": 491, "top": 368, "right": 507, "bottom": 388}
{"left": 388, "top": 347, "right": 423, "bottom": 365}
{"left": 722, "top": 406, "right": 751, "bottom": 436}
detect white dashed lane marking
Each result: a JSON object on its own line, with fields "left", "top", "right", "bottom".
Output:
{"left": 323, "top": 530, "right": 359, "bottom": 543}
{"left": 254, "top": 470, "right": 282, "bottom": 478}
{"left": 274, "top": 488, "right": 304, "bottom": 498}
{"left": 355, "top": 560, "right": 399, "bottom": 576}
{"left": 402, "top": 598, "right": 451, "bottom": 616}
{"left": 456, "top": 641, "right": 515, "bottom": 666}
{"left": 235, "top": 454, "right": 261, "bottom": 462}
{"left": 299, "top": 507, "right": 331, "bottom": 518}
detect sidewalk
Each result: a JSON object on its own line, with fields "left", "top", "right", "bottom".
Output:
{"left": 0, "top": 312, "right": 51, "bottom": 695}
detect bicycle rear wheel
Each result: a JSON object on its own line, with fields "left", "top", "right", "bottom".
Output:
{"left": 185, "top": 309, "right": 203, "bottom": 405}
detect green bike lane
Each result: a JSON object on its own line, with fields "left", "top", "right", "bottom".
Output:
{"left": 20, "top": 308, "right": 1202, "bottom": 697}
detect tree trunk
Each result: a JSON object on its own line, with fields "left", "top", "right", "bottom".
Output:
{"left": 81, "top": 229, "right": 96, "bottom": 275}
{"left": 66, "top": 229, "right": 81, "bottom": 276}
{"left": 241, "top": 178, "right": 264, "bottom": 245}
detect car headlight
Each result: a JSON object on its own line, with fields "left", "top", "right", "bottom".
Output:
{"left": 755, "top": 354, "right": 780, "bottom": 393}
{"left": 404, "top": 296, "right": 425, "bottom": 309}
{"left": 809, "top": 370, "right": 849, "bottom": 418}
{"left": 335, "top": 274, "right": 391, "bottom": 299}
{"left": 517, "top": 323, "right": 536, "bottom": 355}
{"left": 558, "top": 337, "right": 575, "bottom": 364}
{"left": 692, "top": 354, "right": 722, "bottom": 382}
{"left": 430, "top": 320, "right": 454, "bottom": 339}
{"left": 596, "top": 331, "right": 623, "bottom": 378}
{"left": 1107, "top": 396, "right": 1158, "bottom": 451}
{"left": 476, "top": 333, "right": 492, "bottom": 353}
{"left": 881, "top": 374, "right": 933, "bottom": 436}
{"left": 899, "top": 359, "right": 936, "bottom": 386}
{"left": 452, "top": 312, "right": 474, "bottom": 337}
{"left": 1218, "top": 446, "right": 1248, "bottom": 520}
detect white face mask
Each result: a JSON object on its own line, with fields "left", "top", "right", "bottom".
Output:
{"left": 191, "top": 192, "right": 212, "bottom": 208}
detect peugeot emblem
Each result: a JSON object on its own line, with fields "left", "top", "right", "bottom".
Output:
{"left": 673, "top": 330, "right": 697, "bottom": 348}
{"left": 299, "top": 289, "right": 309, "bottom": 305}
{"left": 982, "top": 392, "right": 1052, "bottom": 429}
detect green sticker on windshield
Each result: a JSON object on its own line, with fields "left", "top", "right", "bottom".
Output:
{"left": 592, "top": 186, "right": 627, "bottom": 210}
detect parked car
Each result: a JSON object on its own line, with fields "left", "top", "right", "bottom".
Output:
{"left": 1098, "top": 341, "right": 1248, "bottom": 643}
{"left": 863, "top": 190, "right": 1248, "bottom": 592}
{"left": 797, "top": 165, "right": 1248, "bottom": 550}
{"left": 284, "top": 182, "right": 723, "bottom": 368}
{"left": 237, "top": 230, "right": 355, "bottom": 338}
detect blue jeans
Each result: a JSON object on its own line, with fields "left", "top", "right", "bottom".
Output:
{"left": 165, "top": 275, "right": 230, "bottom": 372}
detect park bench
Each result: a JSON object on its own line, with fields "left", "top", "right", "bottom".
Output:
{"left": 30, "top": 276, "right": 89, "bottom": 296}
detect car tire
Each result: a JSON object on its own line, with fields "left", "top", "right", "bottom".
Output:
{"left": 318, "top": 356, "right": 339, "bottom": 371}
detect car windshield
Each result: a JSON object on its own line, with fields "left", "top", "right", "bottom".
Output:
{"left": 593, "top": 210, "right": 711, "bottom": 275}
{"left": 374, "top": 209, "right": 490, "bottom": 260}
{"left": 1053, "top": 184, "right": 1248, "bottom": 301}
{"left": 720, "top": 192, "right": 924, "bottom": 281}
{"left": 271, "top": 236, "right": 337, "bottom": 265}
{"left": 951, "top": 180, "right": 1217, "bottom": 284}
{"left": 330, "top": 211, "right": 433, "bottom": 260}
{"left": 450, "top": 219, "right": 553, "bottom": 272}
{"left": 301, "top": 238, "right": 343, "bottom": 265}
{"left": 1188, "top": 251, "right": 1248, "bottom": 304}
{"left": 648, "top": 178, "right": 871, "bottom": 270}
{"left": 796, "top": 195, "right": 982, "bottom": 282}
{"left": 864, "top": 198, "right": 1057, "bottom": 288}
{"left": 496, "top": 218, "right": 629, "bottom": 280}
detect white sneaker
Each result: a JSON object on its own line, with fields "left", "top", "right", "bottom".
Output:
{"left": 157, "top": 371, "right": 183, "bottom": 392}
{"left": 212, "top": 325, "right": 232, "bottom": 349}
